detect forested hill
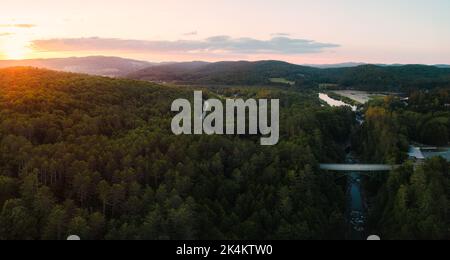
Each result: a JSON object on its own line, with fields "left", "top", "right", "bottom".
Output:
{"left": 128, "top": 60, "right": 318, "bottom": 85}
{"left": 128, "top": 61, "right": 450, "bottom": 91}
{"left": 0, "top": 67, "right": 354, "bottom": 240}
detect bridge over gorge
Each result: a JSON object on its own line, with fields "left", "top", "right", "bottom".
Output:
{"left": 319, "top": 164, "right": 397, "bottom": 172}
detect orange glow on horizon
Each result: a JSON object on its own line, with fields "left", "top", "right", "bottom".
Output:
{"left": 0, "top": 38, "right": 32, "bottom": 60}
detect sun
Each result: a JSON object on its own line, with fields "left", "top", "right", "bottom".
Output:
{"left": 1, "top": 40, "right": 31, "bottom": 60}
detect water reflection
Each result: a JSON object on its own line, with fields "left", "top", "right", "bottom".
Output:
{"left": 319, "top": 93, "right": 357, "bottom": 111}
{"left": 422, "top": 148, "right": 450, "bottom": 162}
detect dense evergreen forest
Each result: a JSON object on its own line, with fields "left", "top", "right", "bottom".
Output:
{"left": 0, "top": 67, "right": 356, "bottom": 240}
{"left": 354, "top": 89, "right": 450, "bottom": 164}
{"left": 0, "top": 67, "right": 448, "bottom": 240}
{"left": 368, "top": 158, "right": 449, "bottom": 240}
{"left": 354, "top": 89, "right": 450, "bottom": 239}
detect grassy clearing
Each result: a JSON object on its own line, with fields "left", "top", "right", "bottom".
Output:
{"left": 270, "top": 78, "right": 295, "bottom": 86}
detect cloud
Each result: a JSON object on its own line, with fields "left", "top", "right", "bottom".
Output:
{"left": 271, "top": 33, "right": 291, "bottom": 37}
{"left": 183, "top": 31, "right": 198, "bottom": 36}
{"left": 31, "top": 36, "right": 339, "bottom": 55}
{"left": 0, "top": 24, "right": 36, "bottom": 28}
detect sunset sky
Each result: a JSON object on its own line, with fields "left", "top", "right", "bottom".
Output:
{"left": 1, "top": 0, "right": 449, "bottom": 64}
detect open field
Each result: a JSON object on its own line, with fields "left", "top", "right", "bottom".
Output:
{"left": 269, "top": 78, "right": 295, "bottom": 86}
{"left": 332, "top": 90, "right": 387, "bottom": 104}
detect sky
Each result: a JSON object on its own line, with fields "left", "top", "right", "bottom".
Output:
{"left": 0, "top": 0, "right": 449, "bottom": 64}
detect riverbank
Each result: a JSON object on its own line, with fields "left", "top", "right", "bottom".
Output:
{"left": 327, "top": 91, "right": 362, "bottom": 107}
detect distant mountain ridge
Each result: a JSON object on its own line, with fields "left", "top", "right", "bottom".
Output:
{"left": 128, "top": 60, "right": 318, "bottom": 84}
{"left": 1, "top": 56, "right": 449, "bottom": 91}
{"left": 0, "top": 56, "right": 154, "bottom": 77}
{"left": 307, "top": 63, "right": 450, "bottom": 69}
{"left": 128, "top": 60, "right": 450, "bottom": 91}
{"left": 304, "top": 62, "right": 367, "bottom": 68}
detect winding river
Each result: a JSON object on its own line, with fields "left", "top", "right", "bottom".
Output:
{"left": 319, "top": 93, "right": 366, "bottom": 239}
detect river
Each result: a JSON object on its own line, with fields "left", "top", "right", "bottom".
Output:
{"left": 319, "top": 92, "right": 367, "bottom": 239}
{"left": 423, "top": 148, "right": 450, "bottom": 162}
{"left": 319, "top": 93, "right": 357, "bottom": 111}
{"left": 346, "top": 155, "right": 366, "bottom": 240}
